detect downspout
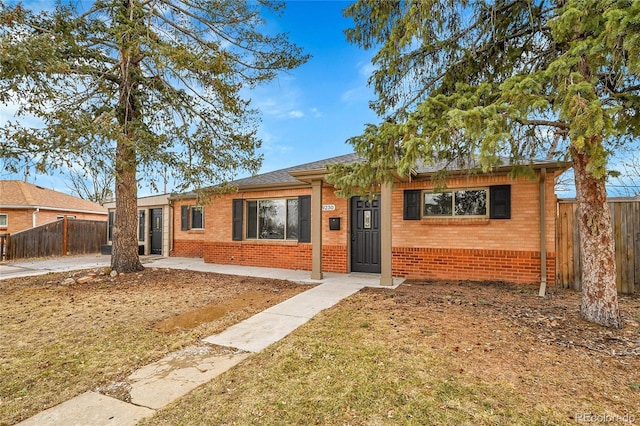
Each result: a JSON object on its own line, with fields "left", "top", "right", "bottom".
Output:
{"left": 32, "top": 208, "right": 39, "bottom": 228}
{"left": 538, "top": 168, "right": 547, "bottom": 297}
{"left": 168, "top": 199, "right": 174, "bottom": 255}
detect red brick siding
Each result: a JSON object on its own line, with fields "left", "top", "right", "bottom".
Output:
{"left": 173, "top": 238, "right": 204, "bottom": 257}
{"left": 203, "top": 241, "right": 312, "bottom": 270}
{"left": 322, "top": 244, "right": 348, "bottom": 273}
{"left": 392, "top": 247, "right": 556, "bottom": 285}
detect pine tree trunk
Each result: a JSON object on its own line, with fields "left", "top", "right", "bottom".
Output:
{"left": 111, "top": 140, "right": 143, "bottom": 273}
{"left": 572, "top": 147, "right": 621, "bottom": 328}
{"left": 111, "top": 0, "right": 143, "bottom": 273}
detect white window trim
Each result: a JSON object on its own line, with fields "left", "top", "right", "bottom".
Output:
{"left": 0, "top": 213, "right": 7, "bottom": 228}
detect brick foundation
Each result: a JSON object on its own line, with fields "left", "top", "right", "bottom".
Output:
{"left": 182, "top": 241, "right": 554, "bottom": 285}
{"left": 172, "top": 239, "right": 204, "bottom": 258}
{"left": 203, "top": 241, "right": 312, "bottom": 270}
{"left": 392, "top": 247, "right": 555, "bottom": 285}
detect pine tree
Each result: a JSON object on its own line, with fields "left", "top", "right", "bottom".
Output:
{"left": 0, "top": 0, "right": 308, "bottom": 272}
{"left": 329, "top": 0, "right": 640, "bottom": 328}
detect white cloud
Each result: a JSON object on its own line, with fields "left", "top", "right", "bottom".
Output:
{"left": 357, "top": 60, "right": 375, "bottom": 79}
{"left": 311, "top": 107, "right": 323, "bottom": 118}
{"left": 288, "top": 110, "right": 304, "bottom": 118}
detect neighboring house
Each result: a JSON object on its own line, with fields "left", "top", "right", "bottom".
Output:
{"left": 0, "top": 180, "right": 108, "bottom": 234}
{"left": 171, "top": 153, "right": 570, "bottom": 286}
{"left": 104, "top": 194, "right": 172, "bottom": 256}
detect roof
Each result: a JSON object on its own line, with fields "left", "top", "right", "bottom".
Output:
{"left": 231, "top": 153, "right": 363, "bottom": 187}
{"left": 0, "top": 180, "right": 108, "bottom": 214}
{"left": 229, "top": 153, "right": 570, "bottom": 187}
{"left": 171, "top": 152, "right": 571, "bottom": 198}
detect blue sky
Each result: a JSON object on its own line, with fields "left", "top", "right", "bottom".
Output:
{"left": 0, "top": 0, "right": 380, "bottom": 196}
{"left": 249, "top": 0, "right": 377, "bottom": 172}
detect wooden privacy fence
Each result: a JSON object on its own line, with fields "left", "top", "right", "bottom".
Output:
{"left": 556, "top": 199, "right": 640, "bottom": 294}
{"left": 6, "top": 217, "right": 107, "bottom": 260}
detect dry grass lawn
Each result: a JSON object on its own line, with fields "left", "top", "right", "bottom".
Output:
{"left": 1, "top": 268, "right": 639, "bottom": 425}
{"left": 140, "top": 280, "right": 640, "bottom": 426}
{"left": 0, "top": 268, "right": 309, "bottom": 425}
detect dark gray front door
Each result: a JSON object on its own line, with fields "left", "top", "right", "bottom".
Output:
{"left": 150, "top": 208, "right": 162, "bottom": 255}
{"left": 351, "top": 196, "right": 381, "bottom": 273}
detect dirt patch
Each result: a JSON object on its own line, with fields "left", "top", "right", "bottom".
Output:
{"left": 153, "top": 291, "right": 273, "bottom": 333}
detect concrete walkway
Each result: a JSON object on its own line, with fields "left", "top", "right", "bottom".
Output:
{"left": 8, "top": 256, "right": 403, "bottom": 425}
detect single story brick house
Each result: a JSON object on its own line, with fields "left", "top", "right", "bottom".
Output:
{"left": 0, "top": 180, "right": 107, "bottom": 235}
{"left": 170, "top": 153, "right": 570, "bottom": 286}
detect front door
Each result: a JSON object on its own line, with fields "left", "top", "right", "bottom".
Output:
{"left": 150, "top": 208, "right": 162, "bottom": 255}
{"left": 350, "top": 196, "right": 381, "bottom": 273}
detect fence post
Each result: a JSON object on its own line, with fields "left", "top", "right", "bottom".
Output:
{"left": 0, "top": 233, "right": 8, "bottom": 261}
{"left": 62, "top": 216, "right": 68, "bottom": 256}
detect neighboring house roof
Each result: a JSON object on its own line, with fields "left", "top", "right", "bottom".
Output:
{"left": 171, "top": 152, "right": 571, "bottom": 198}
{"left": 0, "top": 180, "right": 108, "bottom": 214}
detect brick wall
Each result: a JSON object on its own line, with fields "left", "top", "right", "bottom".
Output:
{"left": 171, "top": 199, "right": 206, "bottom": 257}
{"left": 173, "top": 239, "right": 204, "bottom": 258}
{"left": 392, "top": 247, "right": 556, "bottom": 284}
{"left": 388, "top": 173, "right": 559, "bottom": 284}
{"left": 203, "top": 241, "right": 312, "bottom": 270}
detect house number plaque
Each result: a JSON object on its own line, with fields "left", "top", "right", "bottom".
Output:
{"left": 363, "top": 210, "right": 372, "bottom": 229}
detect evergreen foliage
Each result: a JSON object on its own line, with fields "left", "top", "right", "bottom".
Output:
{"left": 0, "top": 0, "right": 308, "bottom": 193}
{"left": 328, "top": 0, "right": 640, "bottom": 195}
{"left": 0, "top": 0, "right": 308, "bottom": 271}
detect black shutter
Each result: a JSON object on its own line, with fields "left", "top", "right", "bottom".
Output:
{"left": 108, "top": 211, "right": 115, "bottom": 241}
{"left": 181, "top": 205, "right": 189, "bottom": 230}
{"left": 490, "top": 185, "right": 511, "bottom": 219}
{"left": 232, "top": 199, "right": 243, "bottom": 241}
{"left": 403, "top": 190, "right": 421, "bottom": 220}
{"left": 298, "top": 195, "right": 311, "bottom": 243}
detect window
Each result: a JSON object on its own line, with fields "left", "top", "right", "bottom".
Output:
{"left": 191, "top": 206, "right": 204, "bottom": 229}
{"left": 0, "top": 213, "right": 7, "bottom": 227}
{"left": 424, "top": 189, "right": 487, "bottom": 217}
{"left": 404, "top": 185, "right": 510, "bottom": 220}
{"left": 246, "top": 198, "right": 299, "bottom": 240}
{"left": 57, "top": 215, "right": 76, "bottom": 220}
{"left": 138, "top": 211, "right": 145, "bottom": 241}
{"left": 180, "top": 205, "right": 204, "bottom": 230}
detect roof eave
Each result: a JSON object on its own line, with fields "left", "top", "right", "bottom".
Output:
{"left": 409, "top": 160, "right": 573, "bottom": 180}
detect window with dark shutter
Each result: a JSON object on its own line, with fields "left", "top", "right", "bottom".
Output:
{"left": 232, "top": 199, "right": 243, "bottom": 241}
{"left": 180, "top": 205, "right": 189, "bottom": 230}
{"left": 403, "top": 190, "right": 421, "bottom": 220}
{"left": 298, "top": 195, "right": 311, "bottom": 243}
{"left": 489, "top": 185, "right": 511, "bottom": 219}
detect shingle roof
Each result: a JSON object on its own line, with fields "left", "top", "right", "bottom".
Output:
{"left": 229, "top": 152, "right": 568, "bottom": 187}
{"left": 230, "top": 153, "right": 363, "bottom": 187}
{"left": 0, "top": 180, "right": 108, "bottom": 214}
{"left": 171, "top": 152, "right": 570, "bottom": 198}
